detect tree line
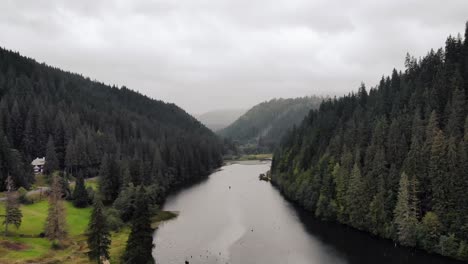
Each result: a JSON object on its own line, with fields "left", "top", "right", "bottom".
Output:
{"left": 271, "top": 23, "right": 468, "bottom": 261}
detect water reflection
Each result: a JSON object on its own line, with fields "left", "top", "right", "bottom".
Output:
{"left": 153, "top": 162, "right": 461, "bottom": 264}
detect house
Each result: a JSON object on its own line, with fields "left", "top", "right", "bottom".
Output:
{"left": 31, "top": 157, "right": 46, "bottom": 174}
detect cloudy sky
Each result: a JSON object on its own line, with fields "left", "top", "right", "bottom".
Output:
{"left": 1, "top": 0, "right": 467, "bottom": 114}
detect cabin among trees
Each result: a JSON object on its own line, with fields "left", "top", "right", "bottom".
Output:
{"left": 31, "top": 157, "right": 45, "bottom": 174}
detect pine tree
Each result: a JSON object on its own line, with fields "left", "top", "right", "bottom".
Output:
{"left": 72, "top": 174, "right": 89, "bottom": 208}
{"left": 45, "top": 175, "right": 67, "bottom": 242}
{"left": 122, "top": 187, "right": 154, "bottom": 264}
{"left": 394, "top": 172, "right": 419, "bottom": 247}
{"left": 44, "top": 136, "right": 59, "bottom": 175}
{"left": 87, "top": 195, "right": 111, "bottom": 264}
{"left": 429, "top": 129, "right": 449, "bottom": 224}
{"left": 3, "top": 175, "right": 22, "bottom": 236}
{"left": 346, "top": 163, "right": 367, "bottom": 229}
{"left": 369, "top": 176, "right": 388, "bottom": 237}
{"left": 99, "top": 154, "right": 120, "bottom": 205}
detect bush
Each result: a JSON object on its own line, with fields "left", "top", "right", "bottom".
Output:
{"left": 113, "top": 184, "right": 137, "bottom": 222}
{"left": 50, "top": 239, "right": 66, "bottom": 250}
{"left": 18, "top": 187, "right": 32, "bottom": 204}
{"left": 417, "top": 212, "right": 441, "bottom": 252}
{"left": 438, "top": 234, "right": 459, "bottom": 257}
{"left": 458, "top": 241, "right": 468, "bottom": 261}
{"left": 104, "top": 208, "right": 124, "bottom": 231}
{"left": 86, "top": 186, "right": 95, "bottom": 204}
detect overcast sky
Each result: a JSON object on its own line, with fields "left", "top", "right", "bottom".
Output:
{"left": 1, "top": 0, "right": 467, "bottom": 114}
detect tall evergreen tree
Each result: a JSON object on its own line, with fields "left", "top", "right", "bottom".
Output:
{"left": 3, "top": 175, "right": 22, "bottom": 236}
{"left": 44, "top": 136, "right": 59, "bottom": 175}
{"left": 72, "top": 174, "right": 89, "bottom": 208}
{"left": 394, "top": 172, "right": 419, "bottom": 247}
{"left": 122, "top": 187, "right": 154, "bottom": 264}
{"left": 87, "top": 195, "right": 111, "bottom": 264}
{"left": 346, "top": 163, "right": 367, "bottom": 229}
{"left": 45, "top": 175, "right": 67, "bottom": 242}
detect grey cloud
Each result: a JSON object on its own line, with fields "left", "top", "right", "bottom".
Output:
{"left": 0, "top": 0, "right": 467, "bottom": 113}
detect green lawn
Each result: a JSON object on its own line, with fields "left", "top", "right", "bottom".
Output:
{"left": 237, "top": 153, "right": 273, "bottom": 161}
{"left": 0, "top": 199, "right": 174, "bottom": 264}
{"left": 0, "top": 201, "right": 93, "bottom": 263}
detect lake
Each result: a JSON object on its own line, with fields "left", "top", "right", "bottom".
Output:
{"left": 153, "top": 161, "right": 460, "bottom": 264}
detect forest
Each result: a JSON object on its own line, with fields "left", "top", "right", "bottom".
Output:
{"left": 271, "top": 24, "right": 468, "bottom": 261}
{"left": 0, "top": 46, "right": 223, "bottom": 201}
{"left": 219, "top": 96, "right": 322, "bottom": 153}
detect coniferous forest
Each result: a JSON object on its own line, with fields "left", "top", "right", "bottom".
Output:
{"left": 219, "top": 97, "right": 322, "bottom": 153}
{"left": 271, "top": 24, "right": 468, "bottom": 260}
{"left": 0, "top": 47, "right": 223, "bottom": 197}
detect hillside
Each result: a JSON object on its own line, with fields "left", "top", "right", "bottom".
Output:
{"left": 271, "top": 24, "right": 468, "bottom": 261}
{"left": 218, "top": 97, "right": 322, "bottom": 153}
{"left": 0, "top": 47, "right": 223, "bottom": 194}
{"left": 196, "top": 109, "right": 246, "bottom": 132}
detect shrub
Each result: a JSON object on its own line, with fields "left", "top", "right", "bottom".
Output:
{"left": 17, "top": 187, "right": 32, "bottom": 204}
{"left": 438, "top": 234, "right": 459, "bottom": 257}
{"left": 104, "top": 207, "right": 124, "bottom": 231}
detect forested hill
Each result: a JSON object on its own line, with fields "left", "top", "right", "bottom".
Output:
{"left": 271, "top": 24, "right": 468, "bottom": 261}
{"left": 218, "top": 97, "right": 322, "bottom": 152}
{"left": 0, "top": 47, "right": 223, "bottom": 196}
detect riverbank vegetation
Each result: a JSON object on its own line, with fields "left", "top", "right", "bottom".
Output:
{"left": 272, "top": 23, "right": 468, "bottom": 261}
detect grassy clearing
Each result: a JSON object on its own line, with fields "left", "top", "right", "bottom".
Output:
{"left": 237, "top": 153, "right": 273, "bottom": 161}
{"left": 0, "top": 199, "right": 128, "bottom": 263}
{"left": 0, "top": 201, "right": 93, "bottom": 263}
{"left": 0, "top": 199, "right": 176, "bottom": 264}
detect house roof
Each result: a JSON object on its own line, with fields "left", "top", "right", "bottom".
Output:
{"left": 31, "top": 157, "right": 46, "bottom": 166}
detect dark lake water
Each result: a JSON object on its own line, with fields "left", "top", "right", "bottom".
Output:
{"left": 152, "top": 161, "right": 461, "bottom": 264}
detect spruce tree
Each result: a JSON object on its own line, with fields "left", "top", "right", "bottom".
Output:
{"left": 3, "top": 175, "right": 22, "bottom": 236}
{"left": 45, "top": 175, "right": 67, "bottom": 242}
{"left": 122, "top": 186, "right": 154, "bottom": 264}
{"left": 429, "top": 129, "right": 449, "bottom": 223}
{"left": 87, "top": 195, "right": 111, "bottom": 264}
{"left": 346, "top": 163, "right": 367, "bottom": 229}
{"left": 394, "top": 172, "right": 419, "bottom": 247}
{"left": 72, "top": 174, "right": 89, "bottom": 208}
{"left": 99, "top": 154, "right": 120, "bottom": 205}
{"left": 44, "top": 136, "right": 59, "bottom": 175}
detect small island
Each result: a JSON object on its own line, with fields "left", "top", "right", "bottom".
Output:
{"left": 259, "top": 171, "right": 272, "bottom": 182}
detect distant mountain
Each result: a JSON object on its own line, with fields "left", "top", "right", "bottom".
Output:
{"left": 218, "top": 97, "right": 322, "bottom": 152}
{"left": 196, "top": 109, "right": 246, "bottom": 132}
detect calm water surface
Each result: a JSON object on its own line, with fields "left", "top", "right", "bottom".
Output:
{"left": 153, "top": 162, "right": 460, "bottom": 264}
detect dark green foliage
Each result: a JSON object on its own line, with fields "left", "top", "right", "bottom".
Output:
{"left": 271, "top": 23, "right": 468, "bottom": 260}
{"left": 219, "top": 97, "right": 322, "bottom": 153}
{"left": 72, "top": 174, "right": 89, "bottom": 208}
{"left": 0, "top": 46, "right": 223, "bottom": 192}
{"left": 438, "top": 234, "right": 459, "bottom": 257}
{"left": 394, "top": 173, "right": 419, "bottom": 247}
{"left": 87, "top": 195, "right": 111, "bottom": 264}
{"left": 417, "top": 212, "right": 442, "bottom": 252}
{"left": 3, "top": 176, "right": 22, "bottom": 235}
{"left": 122, "top": 187, "right": 154, "bottom": 264}
{"left": 44, "top": 136, "right": 59, "bottom": 175}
